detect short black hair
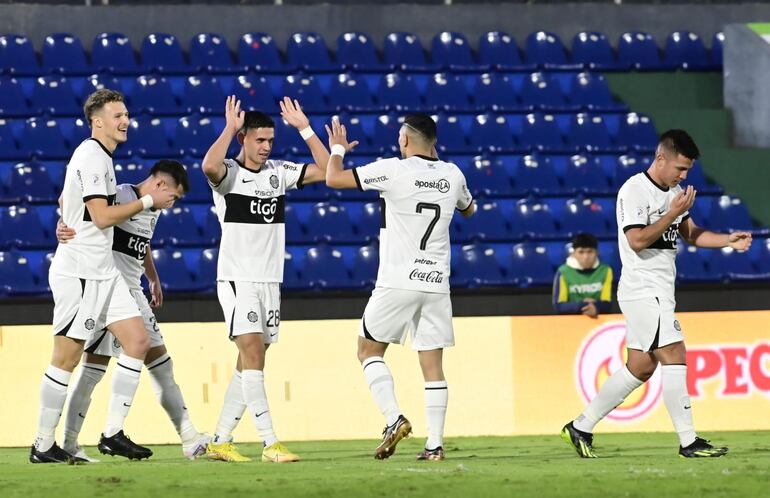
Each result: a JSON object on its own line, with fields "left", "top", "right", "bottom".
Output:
{"left": 150, "top": 159, "right": 189, "bottom": 193}
{"left": 572, "top": 232, "right": 598, "bottom": 250}
{"left": 403, "top": 113, "right": 437, "bottom": 143}
{"left": 242, "top": 111, "right": 275, "bottom": 132}
{"left": 658, "top": 129, "right": 700, "bottom": 160}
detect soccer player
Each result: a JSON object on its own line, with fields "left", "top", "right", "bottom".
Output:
{"left": 31, "top": 89, "right": 176, "bottom": 463}
{"left": 552, "top": 232, "right": 613, "bottom": 318}
{"left": 561, "top": 130, "right": 752, "bottom": 458}
{"left": 55, "top": 160, "right": 211, "bottom": 461}
{"left": 324, "top": 114, "right": 475, "bottom": 461}
{"left": 201, "top": 96, "right": 330, "bottom": 463}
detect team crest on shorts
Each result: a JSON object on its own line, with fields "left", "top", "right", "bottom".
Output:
{"left": 674, "top": 320, "right": 682, "bottom": 331}
{"left": 270, "top": 175, "right": 279, "bottom": 189}
{"left": 84, "top": 318, "right": 95, "bottom": 330}
{"left": 113, "top": 337, "right": 122, "bottom": 350}
{"left": 247, "top": 311, "right": 258, "bottom": 323}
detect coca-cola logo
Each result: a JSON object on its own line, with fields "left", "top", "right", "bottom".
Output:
{"left": 250, "top": 197, "right": 278, "bottom": 223}
{"left": 409, "top": 269, "right": 444, "bottom": 283}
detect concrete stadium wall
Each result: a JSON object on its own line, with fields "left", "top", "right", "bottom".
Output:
{"left": 3, "top": 3, "right": 770, "bottom": 50}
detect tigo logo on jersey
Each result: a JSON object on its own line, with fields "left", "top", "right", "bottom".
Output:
{"left": 576, "top": 322, "right": 662, "bottom": 421}
{"left": 414, "top": 179, "right": 450, "bottom": 193}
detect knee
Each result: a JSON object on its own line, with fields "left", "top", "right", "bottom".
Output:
{"left": 124, "top": 333, "right": 151, "bottom": 357}
{"left": 631, "top": 365, "right": 656, "bottom": 382}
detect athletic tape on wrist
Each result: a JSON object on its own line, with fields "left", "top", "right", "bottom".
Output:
{"left": 330, "top": 144, "right": 346, "bottom": 158}
{"left": 299, "top": 127, "right": 315, "bottom": 140}
{"left": 141, "top": 194, "right": 154, "bottom": 210}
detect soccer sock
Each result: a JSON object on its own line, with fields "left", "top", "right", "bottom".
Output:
{"left": 241, "top": 369, "right": 278, "bottom": 447}
{"left": 362, "top": 356, "right": 401, "bottom": 427}
{"left": 36, "top": 365, "right": 72, "bottom": 452}
{"left": 63, "top": 362, "right": 107, "bottom": 447}
{"left": 147, "top": 354, "right": 198, "bottom": 445}
{"left": 214, "top": 370, "right": 247, "bottom": 443}
{"left": 424, "top": 381, "right": 448, "bottom": 449}
{"left": 573, "top": 365, "right": 644, "bottom": 433}
{"left": 104, "top": 354, "right": 143, "bottom": 438}
{"left": 661, "top": 364, "right": 697, "bottom": 447}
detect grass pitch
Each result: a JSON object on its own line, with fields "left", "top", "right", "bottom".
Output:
{"left": 1, "top": 432, "right": 768, "bottom": 498}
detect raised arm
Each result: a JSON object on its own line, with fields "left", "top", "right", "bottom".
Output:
{"left": 324, "top": 117, "right": 361, "bottom": 189}
{"left": 279, "top": 97, "right": 330, "bottom": 185}
{"left": 202, "top": 95, "right": 244, "bottom": 185}
{"left": 625, "top": 185, "right": 695, "bottom": 252}
{"left": 679, "top": 217, "right": 753, "bottom": 250}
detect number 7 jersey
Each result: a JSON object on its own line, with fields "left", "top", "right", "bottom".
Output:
{"left": 353, "top": 155, "right": 472, "bottom": 294}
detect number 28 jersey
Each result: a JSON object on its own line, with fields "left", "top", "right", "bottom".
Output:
{"left": 353, "top": 156, "right": 472, "bottom": 294}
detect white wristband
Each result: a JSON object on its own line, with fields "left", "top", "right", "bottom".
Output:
{"left": 141, "top": 194, "right": 153, "bottom": 210}
{"left": 330, "top": 144, "right": 346, "bottom": 158}
{"left": 299, "top": 127, "right": 315, "bottom": 140}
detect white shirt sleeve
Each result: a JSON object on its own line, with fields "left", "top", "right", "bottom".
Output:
{"left": 352, "top": 158, "right": 399, "bottom": 192}
{"left": 281, "top": 160, "right": 308, "bottom": 191}
{"left": 618, "top": 183, "right": 649, "bottom": 232}
{"left": 455, "top": 169, "right": 473, "bottom": 211}
{"left": 209, "top": 159, "right": 238, "bottom": 195}
{"left": 78, "top": 151, "right": 111, "bottom": 201}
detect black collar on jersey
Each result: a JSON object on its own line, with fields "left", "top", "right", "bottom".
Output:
{"left": 88, "top": 137, "right": 113, "bottom": 158}
{"left": 414, "top": 154, "right": 439, "bottom": 161}
{"left": 233, "top": 157, "right": 262, "bottom": 173}
{"left": 643, "top": 171, "right": 669, "bottom": 192}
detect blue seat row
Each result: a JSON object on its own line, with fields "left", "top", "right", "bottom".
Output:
{"left": 0, "top": 30, "right": 722, "bottom": 76}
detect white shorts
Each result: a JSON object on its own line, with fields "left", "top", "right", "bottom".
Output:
{"left": 619, "top": 297, "right": 684, "bottom": 352}
{"left": 217, "top": 281, "right": 280, "bottom": 344}
{"left": 50, "top": 272, "right": 140, "bottom": 341}
{"left": 84, "top": 289, "right": 163, "bottom": 358}
{"left": 360, "top": 287, "right": 454, "bottom": 351}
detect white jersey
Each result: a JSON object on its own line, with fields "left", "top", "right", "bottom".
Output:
{"left": 353, "top": 155, "right": 473, "bottom": 294}
{"left": 50, "top": 138, "right": 120, "bottom": 280}
{"left": 111, "top": 184, "right": 160, "bottom": 292}
{"left": 616, "top": 172, "right": 690, "bottom": 301}
{"left": 210, "top": 158, "right": 306, "bottom": 283}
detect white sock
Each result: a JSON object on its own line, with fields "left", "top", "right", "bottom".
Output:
{"left": 147, "top": 354, "right": 198, "bottom": 445}
{"left": 63, "top": 362, "right": 106, "bottom": 448}
{"left": 241, "top": 369, "right": 278, "bottom": 447}
{"left": 104, "top": 354, "right": 143, "bottom": 438}
{"left": 36, "top": 365, "right": 72, "bottom": 452}
{"left": 573, "top": 365, "right": 644, "bottom": 433}
{"left": 662, "top": 364, "right": 697, "bottom": 447}
{"left": 425, "top": 381, "right": 448, "bottom": 449}
{"left": 362, "top": 357, "right": 401, "bottom": 427}
{"left": 214, "top": 370, "right": 247, "bottom": 443}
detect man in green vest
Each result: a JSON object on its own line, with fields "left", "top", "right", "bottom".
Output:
{"left": 552, "top": 233, "right": 613, "bottom": 318}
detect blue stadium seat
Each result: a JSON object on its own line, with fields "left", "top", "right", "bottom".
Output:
{"left": 202, "top": 205, "right": 221, "bottom": 245}
{"left": 0, "top": 250, "right": 45, "bottom": 296}
{"left": 510, "top": 243, "right": 554, "bottom": 287}
{"left": 520, "top": 72, "right": 569, "bottom": 111}
{"left": 353, "top": 201, "right": 382, "bottom": 243}
{"left": 232, "top": 74, "right": 277, "bottom": 112}
{"left": 559, "top": 197, "right": 610, "bottom": 238}
{"left": 284, "top": 203, "right": 310, "bottom": 244}
{"left": 664, "top": 31, "right": 712, "bottom": 70}
{"left": 453, "top": 244, "right": 507, "bottom": 287}
{"left": 707, "top": 195, "right": 754, "bottom": 231}
{"left": 510, "top": 198, "right": 559, "bottom": 239}
{"left": 571, "top": 31, "right": 624, "bottom": 70}
{"left": 328, "top": 73, "right": 376, "bottom": 112}
{"left": 84, "top": 74, "right": 125, "bottom": 101}
{"left": 469, "top": 114, "right": 515, "bottom": 153}
{"left": 179, "top": 160, "right": 212, "bottom": 203}
{"left": 519, "top": 113, "right": 568, "bottom": 153}
{"left": 563, "top": 154, "right": 611, "bottom": 195}
{"left": 176, "top": 116, "right": 217, "bottom": 157}
{"left": 0, "top": 120, "right": 23, "bottom": 160}
{"left": 238, "top": 33, "right": 286, "bottom": 72}
{"left": 433, "top": 115, "right": 469, "bottom": 155}
{"left": 8, "top": 162, "right": 58, "bottom": 203}
{"left": 478, "top": 31, "right": 528, "bottom": 69}
{"left": 283, "top": 251, "right": 305, "bottom": 291}
{"left": 141, "top": 33, "right": 188, "bottom": 73}
{"left": 304, "top": 245, "right": 355, "bottom": 289}
{"left": 287, "top": 32, "right": 338, "bottom": 72}
{"left": 32, "top": 76, "right": 81, "bottom": 116}
{"left": 151, "top": 248, "right": 205, "bottom": 292}
{"left": 196, "top": 247, "right": 217, "bottom": 292}
{"left": 682, "top": 160, "right": 722, "bottom": 194}
{"left": 0, "top": 34, "right": 40, "bottom": 75}
{"left": 465, "top": 156, "right": 512, "bottom": 197}
{"left": 383, "top": 32, "right": 434, "bottom": 71}
{"left": 126, "top": 116, "right": 176, "bottom": 158}
{"left": 473, "top": 73, "right": 521, "bottom": 112}
{"left": 281, "top": 75, "right": 327, "bottom": 113}
{"left": 92, "top": 33, "right": 139, "bottom": 74}
{"left": 307, "top": 202, "right": 359, "bottom": 243}
{"left": 0, "top": 205, "right": 54, "bottom": 249}
{"left": 568, "top": 72, "right": 626, "bottom": 112}
{"left": 189, "top": 33, "right": 237, "bottom": 73}
{"left": 615, "top": 112, "right": 658, "bottom": 152}
{"left": 352, "top": 244, "right": 379, "bottom": 288}
{"left": 612, "top": 153, "right": 647, "bottom": 188}
{"left": 114, "top": 160, "right": 147, "bottom": 185}
{"left": 132, "top": 75, "right": 180, "bottom": 115}
{"left": 67, "top": 117, "right": 91, "bottom": 145}
{"left": 525, "top": 31, "right": 573, "bottom": 68}
{"left": 377, "top": 73, "right": 422, "bottom": 112}
{"left": 333, "top": 116, "right": 377, "bottom": 155}
{"left": 676, "top": 244, "right": 714, "bottom": 283}
{"left": 425, "top": 73, "right": 472, "bottom": 112}
{"left": 0, "top": 77, "right": 30, "bottom": 117}
{"left": 512, "top": 154, "right": 560, "bottom": 195}
{"left": 709, "top": 247, "right": 762, "bottom": 282}
{"left": 370, "top": 114, "right": 401, "bottom": 155}
{"left": 183, "top": 75, "right": 225, "bottom": 114}
{"left": 617, "top": 32, "right": 665, "bottom": 70}
{"left": 337, "top": 32, "right": 385, "bottom": 72}
{"left": 755, "top": 238, "right": 770, "bottom": 274}
{"left": 711, "top": 32, "right": 724, "bottom": 67}
{"left": 452, "top": 201, "right": 509, "bottom": 243}
{"left": 274, "top": 118, "right": 308, "bottom": 156}
{"left": 42, "top": 33, "right": 91, "bottom": 75}
{"left": 431, "top": 32, "right": 478, "bottom": 70}
{"left": 567, "top": 114, "right": 621, "bottom": 154}
{"left": 153, "top": 206, "right": 206, "bottom": 247}
{"left": 22, "top": 118, "right": 70, "bottom": 160}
